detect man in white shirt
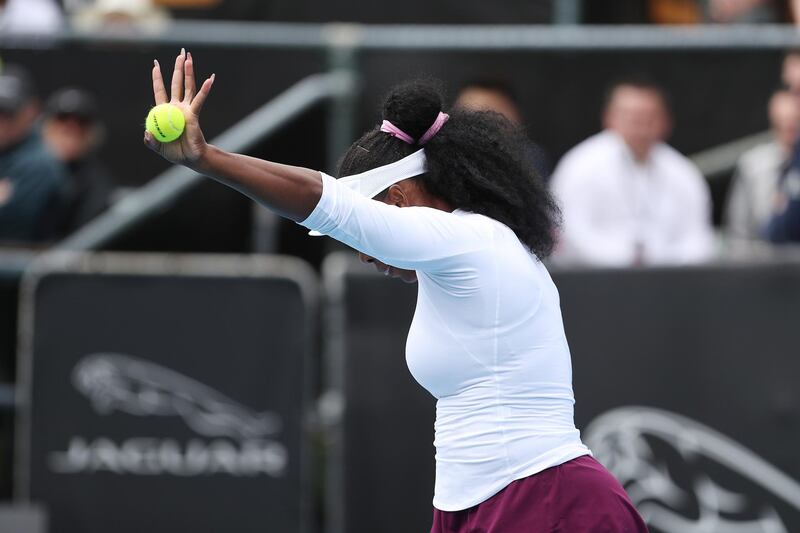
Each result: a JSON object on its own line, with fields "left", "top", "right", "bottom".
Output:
{"left": 0, "top": 0, "right": 63, "bottom": 34}
{"left": 550, "top": 80, "right": 715, "bottom": 266}
{"left": 725, "top": 89, "right": 800, "bottom": 241}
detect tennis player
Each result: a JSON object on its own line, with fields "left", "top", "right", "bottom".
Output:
{"left": 145, "top": 50, "right": 648, "bottom": 533}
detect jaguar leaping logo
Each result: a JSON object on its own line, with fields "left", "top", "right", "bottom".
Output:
{"left": 584, "top": 406, "right": 800, "bottom": 533}
{"left": 72, "top": 353, "right": 282, "bottom": 440}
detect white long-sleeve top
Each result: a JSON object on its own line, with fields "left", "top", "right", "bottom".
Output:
{"left": 301, "top": 172, "right": 590, "bottom": 511}
{"left": 550, "top": 131, "right": 715, "bottom": 266}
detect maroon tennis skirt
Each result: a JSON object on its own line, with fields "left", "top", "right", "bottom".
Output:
{"left": 430, "top": 455, "right": 648, "bottom": 533}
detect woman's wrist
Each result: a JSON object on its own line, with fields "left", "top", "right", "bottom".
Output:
{"left": 188, "top": 143, "right": 218, "bottom": 174}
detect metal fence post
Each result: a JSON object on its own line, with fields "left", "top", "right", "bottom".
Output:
{"left": 553, "top": 0, "right": 583, "bottom": 24}
{"left": 325, "top": 24, "right": 361, "bottom": 175}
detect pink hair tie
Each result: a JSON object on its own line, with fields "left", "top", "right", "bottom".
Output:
{"left": 418, "top": 112, "right": 449, "bottom": 145}
{"left": 380, "top": 112, "right": 450, "bottom": 146}
{"left": 380, "top": 120, "right": 415, "bottom": 144}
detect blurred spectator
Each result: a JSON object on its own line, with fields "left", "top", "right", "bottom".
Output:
{"left": 42, "top": 88, "right": 115, "bottom": 234}
{"left": 649, "top": 0, "right": 702, "bottom": 23}
{"left": 550, "top": 79, "right": 715, "bottom": 266}
{"left": 586, "top": 0, "right": 783, "bottom": 24}
{"left": 704, "top": 0, "right": 786, "bottom": 22}
{"left": 0, "top": 65, "right": 69, "bottom": 244}
{"left": 764, "top": 51, "right": 800, "bottom": 243}
{"left": 71, "top": 0, "right": 169, "bottom": 33}
{"left": 456, "top": 81, "right": 524, "bottom": 123}
{"left": 725, "top": 89, "right": 799, "bottom": 241}
{"left": 454, "top": 80, "right": 551, "bottom": 179}
{"left": 0, "top": 0, "right": 63, "bottom": 34}
{"left": 642, "top": 0, "right": 790, "bottom": 23}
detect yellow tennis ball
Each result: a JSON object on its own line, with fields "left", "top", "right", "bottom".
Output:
{"left": 146, "top": 103, "right": 185, "bottom": 143}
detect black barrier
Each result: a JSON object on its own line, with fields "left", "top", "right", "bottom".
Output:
{"left": 0, "top": 249, "right": 37, "bottom": 501}
{"left": 15, "top": 253, "right": 317, "bottom": 533}
{"left": 322, "top": 252, "right": 800, "bottom": 533}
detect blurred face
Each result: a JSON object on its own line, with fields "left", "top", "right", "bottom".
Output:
{"left": 769, "top": 91, "right": 800, "bottom": 153}
{"left": 0, "top": 103, "right": 38, "bottom": 150}
{"left": 455, "top": 87, "right": 522, "bottom": 124}
{"left": 603, "top": 86, "right": 671, "bottom": 161}
{"left": 42, "top": 113, "right": 98, "bottom": 162}
{"left": 782, "top": 53, "right": 800, "bottom": 97}
{"left": 709, "top": 0, "right": 766, "bottom": 23}
{"left": 358, "top": 252, "right": 418, "bottom": 283}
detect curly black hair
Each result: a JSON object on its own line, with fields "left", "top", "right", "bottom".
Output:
{"left": 338, "top": 79, "right": 560, "bottom": 259}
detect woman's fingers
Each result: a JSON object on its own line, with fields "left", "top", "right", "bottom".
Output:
{"left": 190, "top": 74, "right": 215, "bottom": 116}
{"left": 143, "top": 130, "right": 160, "bottom": 151}
{"left": 152, "top": 48, "right": 207, "bottom": 115}
{"left": 152, "top": 60, "right": 168, "bottom": 105}
{"left": 184, "top": 52, "right": 196, "bottom": 103}
{"left": 170, "top": 48, "right": 186, "bottom": 103}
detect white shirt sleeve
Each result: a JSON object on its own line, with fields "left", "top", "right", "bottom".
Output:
{"left": 299, "top": 172, "right": 486, "bottom": 271}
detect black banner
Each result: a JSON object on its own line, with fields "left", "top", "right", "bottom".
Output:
{"left": 323, "top": 253, "right": 800, "bottom": 533}
{"left": 16, "top": 253, "right": 317, "bottom": 533}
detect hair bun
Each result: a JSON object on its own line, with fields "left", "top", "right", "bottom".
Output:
{"left": 382, "top": 80, "right": 444, "bottom": 141}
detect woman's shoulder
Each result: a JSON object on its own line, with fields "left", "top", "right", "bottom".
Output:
{"left": 450, "top": 208, "right": 504, "bottom": 235}
{"left": 448, "top": 209, "right": 532, "bottom": 251}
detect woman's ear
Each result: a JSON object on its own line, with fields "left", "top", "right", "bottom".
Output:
{"left": 385, "top": 183, "right": 409, "bottom": 207}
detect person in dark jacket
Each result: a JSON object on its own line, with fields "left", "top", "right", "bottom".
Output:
{"left": 0, "top": 64, "right": 68, "bottom": 244}
{"left": 42, "top": 87, "right": 115, "bottom": 234}
{"left": 766, "top": 50, "right": 800, "bottom": 243}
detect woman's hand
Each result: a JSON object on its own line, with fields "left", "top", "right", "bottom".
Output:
{"left": 142, "top": 50, "right": 322, "bottom": 222}
{"left": 144, "top": 49, "right": 215, "bottom": 166}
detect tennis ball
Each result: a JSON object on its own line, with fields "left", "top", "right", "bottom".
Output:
{"left": 146, "top": 103, "right": 185, "bottom": 143}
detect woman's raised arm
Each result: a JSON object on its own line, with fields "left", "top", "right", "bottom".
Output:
{"left": 144, "top": 49, "right": 322, "bottom": 222}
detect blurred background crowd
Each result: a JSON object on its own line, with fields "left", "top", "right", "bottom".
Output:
{"left": 4, "top": 1, "right": 800, "bottom": 264}
{"left": 3, "top": 51, "right": 800, "bottom": 263}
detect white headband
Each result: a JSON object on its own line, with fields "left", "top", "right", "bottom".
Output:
{"left": 308, "top": 148, "right": 427, "bottom": 236}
